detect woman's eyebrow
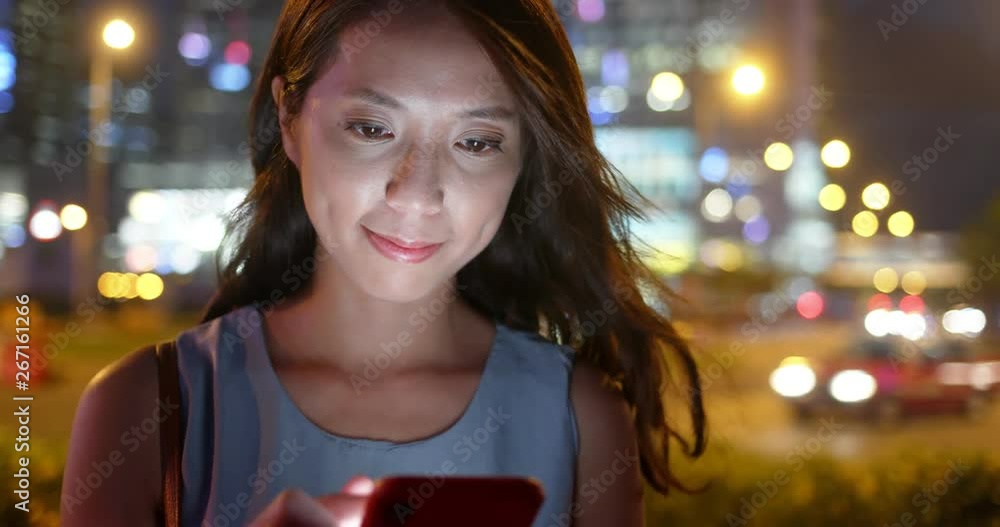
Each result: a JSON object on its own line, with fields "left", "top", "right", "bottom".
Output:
{"left": 346, "top": 87, "right": 515, "bottom": 122}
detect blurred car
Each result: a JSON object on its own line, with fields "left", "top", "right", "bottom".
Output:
{"left": 769, "top": 336, "right": 1000, "bottom": 423}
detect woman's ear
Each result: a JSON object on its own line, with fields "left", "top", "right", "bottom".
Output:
{"left": 271, "top": 75, "right": 301, "bottom": 168}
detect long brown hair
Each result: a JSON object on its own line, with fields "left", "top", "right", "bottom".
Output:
{"left": 203, "top": 0, "right": 706, "bottom": 495}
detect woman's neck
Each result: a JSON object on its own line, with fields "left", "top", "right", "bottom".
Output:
{"left": 262, "top": 266, "right": 491, "bottom": 374}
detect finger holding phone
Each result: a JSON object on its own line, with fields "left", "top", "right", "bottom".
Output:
{"left": 248, "top": 475, "right": 375, "bottom": 527}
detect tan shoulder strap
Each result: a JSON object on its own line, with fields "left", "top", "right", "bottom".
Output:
{"left": 156, "top": 340, "right": 183, "bottom": 527}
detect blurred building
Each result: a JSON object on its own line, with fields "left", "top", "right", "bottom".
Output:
{"left": 0, "top": 0, "right": 978, "bottom": 324}
{"left": 558, "top": 0, "right": 839, "bottom": 286}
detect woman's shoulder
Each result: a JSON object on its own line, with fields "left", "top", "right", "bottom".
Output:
{"left": 63, "top": 340, "right": 164, "bottom": 523}
{"left": 496, "top": 322, "right": 576, "bottom": 374}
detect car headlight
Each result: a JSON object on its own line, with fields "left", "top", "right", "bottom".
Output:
{"left": 769, "top": 357, "right": 817, "bottom": 397}
{"left": 829, "top": 370, "right": 877, "bottom": 403}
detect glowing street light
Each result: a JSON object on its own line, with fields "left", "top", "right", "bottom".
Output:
{"left": 29, "top": 207, "right": 62, "bottom": 241}
{"left": 75, "top": 17, "right": 138, "bottom": 307}
{"left": 821, "top": 139, "right": 851, "bottom": 168}
{"left": 873, "top": 267, "right": 899, "bottom": 293}
{"left": 649, "top": 72, "right": 684, "bottom": 102}
{"left": 861, "top": 183, "right": 890, "bottom": 211}
{"left": 852, "top": 210, "right": 878, "bottom": 237}
{"left": 103, "top": 19, "right": 135, "bottom": 50}
{"left": 764, "top": 142, "right": 793, "bottom": 171}
{"left": 901, "top": 271, "right": 926, "bottom": 295}
{"left": 60, "top": 204, "right": 88, "bottom": 231}
{"left": 731, "top": 64, "right": 765, "bottom": 96}
{"left": 818, "top": 183, "right": 846, "bottom": 211}
{"left": 887, "top": 210, "right": 915, "bottom": 237}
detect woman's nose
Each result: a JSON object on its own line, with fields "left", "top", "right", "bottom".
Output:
{"left": 385, "top": 142, "right": 445, "bottom": 215}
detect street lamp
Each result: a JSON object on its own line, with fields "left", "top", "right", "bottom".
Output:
{"left": 861, "top": 182, "right": 890, "bottom": 211}
{"left": 731, "top": 64, "right": 765, "bottom": 96}
{"left": 887, "top": 210, "right": 915, "bottom": 237}
{"left": 820, "top": 139, "right": 851, "bottom": 168}
{"left": 73, "top": 18, "right": 135, "bottom": 307}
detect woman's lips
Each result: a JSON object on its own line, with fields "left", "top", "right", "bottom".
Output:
{"left": 363, "top": 227, "right": 443, "bottom": 264}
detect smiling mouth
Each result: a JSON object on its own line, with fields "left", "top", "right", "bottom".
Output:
{"left": 363, "top": 226, "right": 443, "bottom": 264}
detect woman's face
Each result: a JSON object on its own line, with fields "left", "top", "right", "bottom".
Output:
{"left": 274, "top": 7, "right": 524, "bottom": 303}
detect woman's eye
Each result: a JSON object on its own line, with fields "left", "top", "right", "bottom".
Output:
{"left": 457, "top": 137, "right": 503, "bottom": 155}
{"left": 346, "top": 122, "right": 393, "bottom": 141}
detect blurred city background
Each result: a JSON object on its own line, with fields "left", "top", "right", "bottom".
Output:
{"left": 0, "top": 0, "right": 998, "bottom": 525}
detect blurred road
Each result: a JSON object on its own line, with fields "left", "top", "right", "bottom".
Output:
{"left": 690, "top": 320, "right": 1000, "bottom": 460}
{"left": 707, "top": 388, "right": 1000, "bottom": 460}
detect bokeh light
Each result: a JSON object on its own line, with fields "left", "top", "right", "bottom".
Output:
{"left": 899, "top": 295, "right": 925, "bottom": 313}
{"left": 137, "top": 272, "right": 165, "bottom": 300}
{"left": 873, "top": 267, "right": 899, "bottom": 293}
{"left": 178, "top": 32, "right": 211, "bottom": 62}
{"left": 796, "top": 291, "right": 824, "bottom": 319}
{"left": 59, "top": 204, "right": 88, "bottom": 231}
{"left": 649, "top": 72, "right": 684, "bottom": 102}
{"left": 851, "top": 210, "right": 878, "bottom": 237}
{"left": 861, "top": 183, "right": 890, "bottom": 210}
{"left": 763, "top": 142, "right": 793, "bottom": 171}
{"left": 103, "top": 19, "right": 135, "bottom": 50}
{"left": 209, "top": 63, "right": 251, "bottom": 92}
{"left": 734, "top": 195, "right": 762, "bottom": 222}
{"left": 29, "top": 206, "right": 62, "bottom": 241}
{"left": 224, "top": 40, "right": 251, "bottom": 65}
{"left": 867, "top": 293, "right": 893, "bottom": 312}
{"left": 577, "top": 0, "right": 606, "bottom": 23}
{"left": 699, "top": 147, "right": 729, "bottom": 183}
{"left": 701, "top": 188, "right": 733, "bottom": 222}
{"left": 128, "top": 191, "right": 165, "bottom": 223}
{"left": 742, "top": 216, "right": 770, "bottom": 245}
{"left": 901, "top": 271, "right": 927, "bottom": 295}
{"left": 818, "top": 183, "right": 846, "bottom": 211}
{"left": 732, "top": 64, "right": 765, "bottom": 95}
{"left": 887, "top": 210, "right": 914, "bottom": 237}
{"left": 820, "top": 139, "right": 851, "bottom": 168}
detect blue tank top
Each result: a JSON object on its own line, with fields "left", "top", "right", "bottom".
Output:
{"left": 174, "top": 303, "right": 579, "bottom": 527}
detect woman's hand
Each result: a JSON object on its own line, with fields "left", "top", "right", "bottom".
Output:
{"left": 249, "top": 475, "right": 375, "bottom": 527}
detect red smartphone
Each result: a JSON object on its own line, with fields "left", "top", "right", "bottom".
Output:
{"left": 359, "top": 475, "right": 545, "bottom": 527}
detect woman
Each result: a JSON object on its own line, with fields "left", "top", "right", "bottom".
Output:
{"left": 61, "top": 1, "right": 706, "bottom": 525}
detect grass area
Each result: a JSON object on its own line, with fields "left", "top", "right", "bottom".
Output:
{"left": 0, "top": 307, "right": 201, "bottom": 446}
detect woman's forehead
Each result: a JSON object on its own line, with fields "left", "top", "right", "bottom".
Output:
{"left": 307, "top": 12, "right": 516, "bottom": 113}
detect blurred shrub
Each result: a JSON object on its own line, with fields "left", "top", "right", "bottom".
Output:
{"left": 647, "top": 442, "right": 1000, "bottom": 526}
{"left": 1, "top": 438, "right": 63, "bottom": 527}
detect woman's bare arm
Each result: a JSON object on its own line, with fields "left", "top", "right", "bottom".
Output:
{"left": 61, "top": 346, "right": 164, "bottom": 526}
{"left": 570, "top": 361, "right": 645, "bottom": 527}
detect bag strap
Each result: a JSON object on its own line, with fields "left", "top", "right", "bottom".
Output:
{"left": 156, "top": 340, "right": 183, "bottom": 527}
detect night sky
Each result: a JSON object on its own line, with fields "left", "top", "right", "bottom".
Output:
{"left": 820, "top": 0, "right": 999, "bottom": 231}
